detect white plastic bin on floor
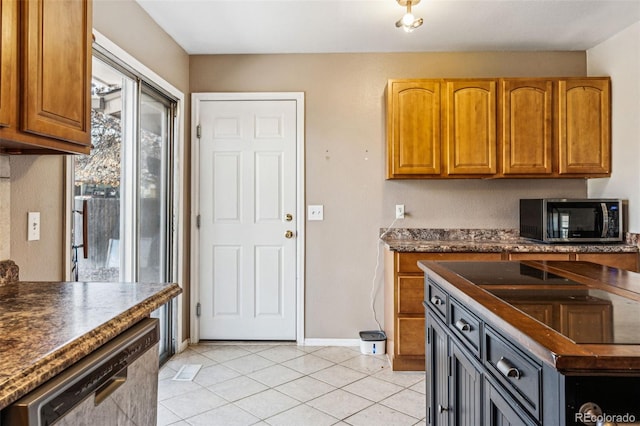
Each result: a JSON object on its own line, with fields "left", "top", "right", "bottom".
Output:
{"left": 359, "top": 330, "right": 387, "bottom": 355}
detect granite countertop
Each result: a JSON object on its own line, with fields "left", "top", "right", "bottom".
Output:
{"left": 0, "top": 281, "right": 182, "bottom": 410}
{"left": 383, "top": 228, "right": 640, "bottom": 253}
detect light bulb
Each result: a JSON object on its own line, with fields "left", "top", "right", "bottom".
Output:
{"left": 401, "top": 12, "right": 415, "bottom": 27}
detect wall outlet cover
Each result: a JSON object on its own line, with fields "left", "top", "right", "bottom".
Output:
{"left": 308, "top": 205, "right": 324, "bottom": 221}
{"left": 27, "top": 211, "right": 40, "bottom": 241}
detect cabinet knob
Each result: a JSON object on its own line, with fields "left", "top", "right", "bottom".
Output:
{"left": 438, "top": 404, "right": 449, "bottom": 413}
{"left": 430, "top": 296, "right": 444, "bottom": 306}
{"left": 497, "top": 357, "right": 521, "bottom": 380}
{"left": 455, "top": 319, "right": 471, "bottom": 332}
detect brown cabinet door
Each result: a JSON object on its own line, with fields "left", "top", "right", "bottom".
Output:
{"left": 21, "top": 0, "right": 92, "bottom": 146}
{"left": 501, "top": 79, "right": 553, "bottom": 175}
{"left": 397, "top": 276, "right": 424, "bottom": 314}
{"left": 0, "top": 0, "right": 15, "bottom": 127}
{"left": 575, "top": 253, "right": 639, "bottom": 272}
{"left": 397, "top": 317, "right": 425, "bottom": 356}
{"left": 387, "top": 79, "right": 441, "bottom": 177}
{"left": 559, "top": 302, "right": 613, "bottom": 343}
{"left": 444, "top": 80, "right": 497, "bottom": 175}
{"left": 508, "top": 253, "right": 572, "bottom": 261}
{"left": 510, "top": 302, "right": 554, "bottom": 328}
{"left": 558, "top": 78, "right": 611, "bottom": 175}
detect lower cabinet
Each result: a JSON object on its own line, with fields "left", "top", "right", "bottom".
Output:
{"left": 484, "top": 376, "right": 537, "bottom": 426}
{"left": 425, "top": 278, "right": 542, "bottom": 425}
{"left": 508, "top": 298, "right": 613, "bottom": 343}
{"left": 388, "top": 249, "right": 638, "bottom": 371}
{"left": 423, "top": 267, "right": 640, "bottom": 426}
{"left": 426, "top": 309, "right": 482, "bottom": 425}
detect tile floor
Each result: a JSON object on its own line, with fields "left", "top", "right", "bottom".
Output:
{"left": 157, "top": 342, "right": 426, "bottom": 426}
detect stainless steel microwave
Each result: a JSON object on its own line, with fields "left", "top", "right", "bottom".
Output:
{"left": 520, "top": 199, "right": 624, "bottom": 243}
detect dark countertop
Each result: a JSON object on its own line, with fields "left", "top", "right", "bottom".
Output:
{"left": 419, "top": 260, "right": 640, "bottom": 371}
{"left": 0, "top": 281, "right": 182, "bottom": 410}
{"left": 383, "top": 228, "right": 639, "bottom": 253}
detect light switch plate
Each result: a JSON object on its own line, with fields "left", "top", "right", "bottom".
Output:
{"left": 308, "top": 205, "right": 324, "bottom": 221}
{"left": 28, "top": 211, "right": 40, "bottom": 241}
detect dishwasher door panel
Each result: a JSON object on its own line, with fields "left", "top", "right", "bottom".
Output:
{"left": 2, "top": 318, "right": 159, "bottom": 426}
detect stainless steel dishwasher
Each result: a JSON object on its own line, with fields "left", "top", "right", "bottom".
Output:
{"left": 2, "top": 318, "right": 160, "bottom": 426}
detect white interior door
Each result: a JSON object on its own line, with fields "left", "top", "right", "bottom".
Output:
{"left": 197, "top": 98, "right": 298, "bottom": 340}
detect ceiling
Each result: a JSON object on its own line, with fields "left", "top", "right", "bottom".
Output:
{"left": 135, "top": 0, "right": 640, "bottom": 55}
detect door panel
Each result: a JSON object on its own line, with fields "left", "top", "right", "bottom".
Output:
{"left": 199, "top": 99, "right": 297, "bottom": 340}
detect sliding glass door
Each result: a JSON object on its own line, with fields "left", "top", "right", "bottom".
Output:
{"left": 72, "top": 53, "right": 178, "bottom": 363}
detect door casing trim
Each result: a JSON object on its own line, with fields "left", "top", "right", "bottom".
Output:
{"left": 190, "top": 92, "right": 305, "bottom": 344}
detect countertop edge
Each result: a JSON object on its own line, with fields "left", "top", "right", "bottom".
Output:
{"left": 0, "top": 283, "right": 181, "bottom": 410}
{"left": 385, "top": 240, "right": 639, "bottom": 254}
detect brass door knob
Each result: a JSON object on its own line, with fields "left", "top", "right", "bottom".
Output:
{"left": 285, "top": 230, "right": 294, "bottom": 239}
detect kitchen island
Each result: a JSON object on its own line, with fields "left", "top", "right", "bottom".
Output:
{"left": 420, "top": 260, "right": 640, "bottom": 425}
{"left": 383, "top": 228, "right": 640, "bottom": 370}
{"left": 0, "top": 280, "right": 181, "bottom": 416}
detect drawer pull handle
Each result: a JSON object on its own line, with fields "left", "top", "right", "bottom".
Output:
{"left": 430, "top": 296, "right": 444, "bottom": 306}
{"left": 438, "top": 404, "right": 449, "bottom": 413}
{"left": 497, "top": 357, "right": 521, "bottom": 380}
{"left": 455, "top": 319, "right": 471, "bottom": 332}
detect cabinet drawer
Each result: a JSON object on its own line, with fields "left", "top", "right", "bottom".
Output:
{"left": 425, "top": 279, "right": 447, "bottom": 321}
{"left": 398, "top": 276, "right": 424, "bottom": 314}
{"left": 397, "top": 318, "right": 425, "bottom": 356}
{"left": 449, "top": 298, "right": 482, "bottom": 358}
{"left": 397, "top": 253, "right": 427, "bottom": 273}
{"left": 485, "top": 327, "right": 542, "bottom": 420}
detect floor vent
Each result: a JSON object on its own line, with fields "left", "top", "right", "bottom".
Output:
{"left": 172, "top": 364, "right": 202, "bottom": 381}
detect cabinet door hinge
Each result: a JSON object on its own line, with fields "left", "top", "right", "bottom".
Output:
{"left": 196, "top": 214, "right": 201, "bottom": 229}
{"left": 448, "top": 355, "right": 452, "bottom": 377}
{"left": 196, "top": 124, "right": 202, "bottom": 139}
{"left": 426, "top": 326, "right": 430, "bottom": 344}
{"left": 196, "top": 302, "right": 201, "bottom": 317}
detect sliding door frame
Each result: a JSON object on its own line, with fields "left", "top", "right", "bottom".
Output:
{"left": 63, "top": 30, "right": 186, "bottom": 351}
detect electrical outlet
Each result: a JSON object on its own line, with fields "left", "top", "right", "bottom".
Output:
{"left": 308, "top": 205, "right": 324, "bottom": 221}
{"left": 395, "top": 204, "right": 405, "bottom": 219}
{"left": 28, "top": 211, "right": 40, "bottom": 241}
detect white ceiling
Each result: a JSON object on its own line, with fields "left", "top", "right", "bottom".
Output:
{"left": 135, "top": 0, "right": 640, "bottom": 55}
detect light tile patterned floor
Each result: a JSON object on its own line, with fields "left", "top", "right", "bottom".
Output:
{"left": 157, "top": 343, "right": 426, "bottom": 426}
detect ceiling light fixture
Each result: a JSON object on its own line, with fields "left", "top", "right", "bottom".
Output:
{"left": 395, "top": 0, "right": 423, "bottom": 33}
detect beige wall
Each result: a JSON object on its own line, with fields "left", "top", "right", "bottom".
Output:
{"left": 587, "top": 22, "right": 640, "bottom": 232}
{"left": 9, "top": 156, "right": 66, "bottom": 280}
{"left": 0, "top": 156, "right": 9, "bottom": 260}
{"left": 190, "top": 52, "right": 588, "bottom": 339}
{"left": 93, "top": 0, "right": 189, "bottom": 95}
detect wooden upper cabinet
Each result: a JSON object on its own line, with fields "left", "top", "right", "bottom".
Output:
{"left": 0, "top": 0, "right": 92, "bottom": 154}
{"left": 443, "top": 79, "right": 497, "bottom": 175}
{"left": 558, "top": 78, "right": 611, "bottom": 175}
{"left": 22, "top": 0, "right": 92, "bottom": 146}
{"left": 501, "top": 79, "right": 553, "bottom": 175}
{"left": 0, "top": 0, "right": 15, "bottom": 127}
{"left": 387, "top": 79, "right": 441, "bottom": 178}
{"left": 385, "top": 76, "right": 611, "bottom": 179}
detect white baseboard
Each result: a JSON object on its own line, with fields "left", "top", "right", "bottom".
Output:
{"left": 303, "top": 338, "right": 361, "bottom": 347}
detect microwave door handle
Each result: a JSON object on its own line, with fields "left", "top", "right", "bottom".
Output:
{"left": 601, "top": 203, "right": 609, "bottom": 238}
